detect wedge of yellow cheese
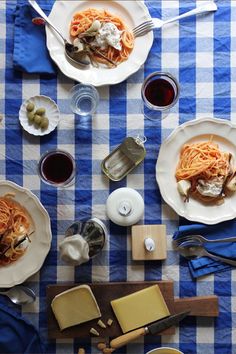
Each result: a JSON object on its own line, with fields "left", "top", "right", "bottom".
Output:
{"left": 111, "top": 285, "right": 170, "bottom": 333}
{"left": 51, "top": 285, "right": 101, "bottom": 330}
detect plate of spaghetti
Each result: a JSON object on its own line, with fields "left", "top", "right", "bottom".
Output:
{"left": 0, "top": 181, "right": 51, "bottom": 287}
{"left": 46, "top": 1, "right": 153, "bottom": 86}
{"left": 156, "top": 118, "right": 236, "bottom": 224}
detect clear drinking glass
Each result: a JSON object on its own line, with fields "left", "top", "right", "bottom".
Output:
{"left": 38, "top": 149, "right": 76, "bottom": 187}
{"left": 69, "top": 83, "right": 99, "bottom": 116}
{"left": 141, "top": 72, "right": 180, "bottom": 120}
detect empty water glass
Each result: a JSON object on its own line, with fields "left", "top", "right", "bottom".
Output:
{"left": 69, "top": 83, "right": 99, "bottom": 116}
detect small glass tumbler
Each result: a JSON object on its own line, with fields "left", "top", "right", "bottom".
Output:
{"left": 141, "top": 72, "right": 180, "bottom": 121}
{"left": 38, "top": 149, "right": 76, "bottom": 187}
{"left": 69, "top": 83, "right": 99, "bottom": 116}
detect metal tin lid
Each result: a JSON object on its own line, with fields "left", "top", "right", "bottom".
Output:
{"left": 101, "top": 136, "right": 147, "bottom": 181}
{"left": 106, "top": 188, "right": 144, "bottom": 226}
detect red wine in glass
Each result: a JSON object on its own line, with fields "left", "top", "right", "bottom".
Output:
{"left": 38, "top": 150, "right": 76, "bottom": 186}
{"left": 144, "top": 78, "right": 175, "bottom": 107}
{"left": 141, "top": 72, "right": 179, "bottom": 120}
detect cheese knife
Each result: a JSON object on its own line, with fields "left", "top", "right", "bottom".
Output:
{"left": 110, "top": 311, "right": 190, "bottom": 349}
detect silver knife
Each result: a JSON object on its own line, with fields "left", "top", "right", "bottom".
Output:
{"left": 110, "top": 311, "right": 190, "bottom": 349}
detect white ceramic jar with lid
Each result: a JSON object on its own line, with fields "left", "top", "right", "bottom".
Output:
{"left": 106, "top": 187, "right": 144, "bottom": 226}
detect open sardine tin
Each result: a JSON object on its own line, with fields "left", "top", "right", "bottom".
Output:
{"left": 101, "top": 136, "right": 146, "bottom": 181}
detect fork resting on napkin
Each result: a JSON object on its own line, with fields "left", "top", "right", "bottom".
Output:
{"left": 173, "top": 219, "right": 236, "bottom": 278}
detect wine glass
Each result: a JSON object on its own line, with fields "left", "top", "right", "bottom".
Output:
{"left": 141, "top": 72, "right": 180, "bottom": 120}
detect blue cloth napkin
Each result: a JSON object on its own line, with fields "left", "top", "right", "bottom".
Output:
{"left": 0, "top": 302, "right": 44, "bottom": 354}
{"left": 13, "top": 1, "right": 57, "bottom": 75}
{"left": 173, "top": 219, "right": 236, "bottom": 278}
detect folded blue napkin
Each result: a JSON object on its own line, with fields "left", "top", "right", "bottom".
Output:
{"left": 0, "top": 302, "right": 44, "bottom": 354}
{"left": 13, "top": 1, "right": 57, "bottom": 75}
{"left": 173, "top": 219, "right": 236, "bottom": 278}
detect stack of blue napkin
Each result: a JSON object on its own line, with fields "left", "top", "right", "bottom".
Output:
{"left": 173, "top": 219, "right": 236, "bottom": 278}
{"left": 13, "top": 0, "right": 57, "bottom": 75}
{"left": 0, "top": 302, "right": 44, "bottom": 354}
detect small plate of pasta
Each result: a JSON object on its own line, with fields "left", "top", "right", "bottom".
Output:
{"left": 46, "top": 0, "right": 153, "bottom": 86}
{"left": 156, "top": 118, "right": 236, "bottom": 224}
{"left": 0, "top": 181, "right": 52, "bottom": 287}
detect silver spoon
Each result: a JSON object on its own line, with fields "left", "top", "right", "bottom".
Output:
{"left": 177, "top": 240, "right": 236, "bottom": 266}
{"left": 28, "top": 0, "right": 90, "bottom": 67}
{"left": 0, "top": 285, "right": 36, "bottom": 305}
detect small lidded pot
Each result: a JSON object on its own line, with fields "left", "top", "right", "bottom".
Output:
{"left": 106, "top": 188, "right": 144, "bottom": 226}
{"left": 59, "top": 218, "right": 107, "bottom": 266}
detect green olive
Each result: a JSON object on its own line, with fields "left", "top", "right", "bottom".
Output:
{"left": 35, "top": 107, "right": 46, "bottom": 116}
{"left": 34, "top": 114, "right": 43, "bottom": 126}
{"left": 27, "top": 111, "right": 35, "bottom": 122}
{"left": 26, "top": 102, "right": 35, "bottom": 112}
{"left": 40, "top": 117, "right": 49, "bottom": 130}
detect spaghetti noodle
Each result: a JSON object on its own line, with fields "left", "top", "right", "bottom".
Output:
{"left": 69, "top": 8, "right": 134, "bottom": 67}
{"left": 176, "top": 141, "right": 231, "bottom": 182}
{"left": 0, "top": 196, "right": 31, "bottom": 266}
{"left": 175, "top": 139, "right": 233, "bottom": 202}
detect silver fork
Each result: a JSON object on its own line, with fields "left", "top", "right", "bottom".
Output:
{"left": 174, "top": 234, "right": 236, "bottom": 247}
{"left": 133, "top": 1, "right": 217, "bottom": 38}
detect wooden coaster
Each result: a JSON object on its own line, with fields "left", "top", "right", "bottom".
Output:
{"left": 131, "top": 225, "right": 167, "bottom": 261}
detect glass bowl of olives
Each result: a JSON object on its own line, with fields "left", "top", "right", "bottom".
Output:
{"left": 19, "top": 95, "right": 60, "bottom": 136}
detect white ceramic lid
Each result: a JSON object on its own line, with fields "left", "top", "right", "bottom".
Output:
{"left": 106, "top": 187, "right": 144, "bottom": 226}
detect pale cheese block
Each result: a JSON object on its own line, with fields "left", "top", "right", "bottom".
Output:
{"left": 51, "top": 285, "right": 101, "bottom": 330}
{"left": 110, "top": 285, "right": 170, "bottom": 333}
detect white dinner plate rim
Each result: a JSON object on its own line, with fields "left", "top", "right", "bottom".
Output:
{"left": 156, "top": 118, "right": 236, "bottom": 225}
{"left": 0, "top": 180, "right": 52, "bottom": 287}
{"left": 46, "top": 0, "right": 153, "bottom": 86}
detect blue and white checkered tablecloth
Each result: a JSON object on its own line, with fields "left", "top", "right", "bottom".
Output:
{"left": 0, "top": 0, "right": 236, "bottom": 353}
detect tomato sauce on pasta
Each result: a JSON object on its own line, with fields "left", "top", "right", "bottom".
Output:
{"left": 0, "top": 196, "right": 32, "bottom": 266}
{"left": 69, "top": 8, "right": 134, "bottom": 66}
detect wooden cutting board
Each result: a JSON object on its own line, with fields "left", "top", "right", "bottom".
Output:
{"left": 47, "top": 281, "right": 218, "bottom": 339}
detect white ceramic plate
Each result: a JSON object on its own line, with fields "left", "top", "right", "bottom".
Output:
{"left": 19, "top": 95, "right": 60, "bottom": 136}
{"left": 156, "top": 118, "right": 236, "bottom": 225}
{"left": 0, "top": 181, "right": 52, "bottom": 287}
{"left": 46, "top": 0, "right": 153, "bottom": 86}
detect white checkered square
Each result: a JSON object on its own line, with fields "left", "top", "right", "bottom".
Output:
{"left": 23, "top": 143, "right": 40, "bottom": 160}
{"left": 22, "top": 83, "right": 40, "bottom": 99}
{"left": 92, "top": 175, "right": 109, "bottom": 190}
{"left": 0, "top": 23, "right": 6, "bottom": 39}
{"left": 162, "top": 22, "right": 179, "bottom": 39}
{"left": 196, "top": 21, "right": 214, "bottom": 38}
{"left": 57, "top": 265, "right": 75, "bottom": 282}
{"left": 92, "top": 204, "right": 107, "bottom": 220}
{"left": 127, "top": 114, "right": 144, "bottom": 130}
{"left": 97, "top": 86, "right": 109, "bottom": 99}
{"left": 57, "top": 204, "right": 74, "bottom": 220}
{"left": 93, "top": 113, "right": 109, "bottom": 130}
{"left": 197, "top": 323, "right": 214, "bottom": 344}
{"left": 57, "top": 83, "right": 73, "bottom": 99}
{"left": 231, "top": 82, "right": 236, "bottom": 97}
{"left": 127, "top": 173, "right": 144, "bottom": 190}
{"left": 127, "top": 83, "right": 142, "bottom": 99}
{"left": 196, "top": 82, "right": 214, "bottom": 99}
{"left": 58, "top": 114, "right": 74, "bottom": 129}
{"left": 163, "top": 265, "right": 180, "bottom": 282}
{"left": 162, "top": 204, "right": 179, "bottom": 221}
{"left": 162, "top": 53, "right": 179, "bottom": 68}
{"left": 0, "top": 55, "right": 5, "bottom": 69}
{"left": 196, "top": 52, "right": 213, "bottom": 68}
{"left": 23, "top": 175, "right": 41, "bottom": 190}
{"left": 92, "top": 143, "right": 109, "bottom": 160}
{"left": 127, "top": 265, "right": 144, "bottom": 281}
{"left": 162, "top": 112, "right": 180, "bottom": 129}
{"left": 92, "top": 266, "right": 109, "bottom": 282}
